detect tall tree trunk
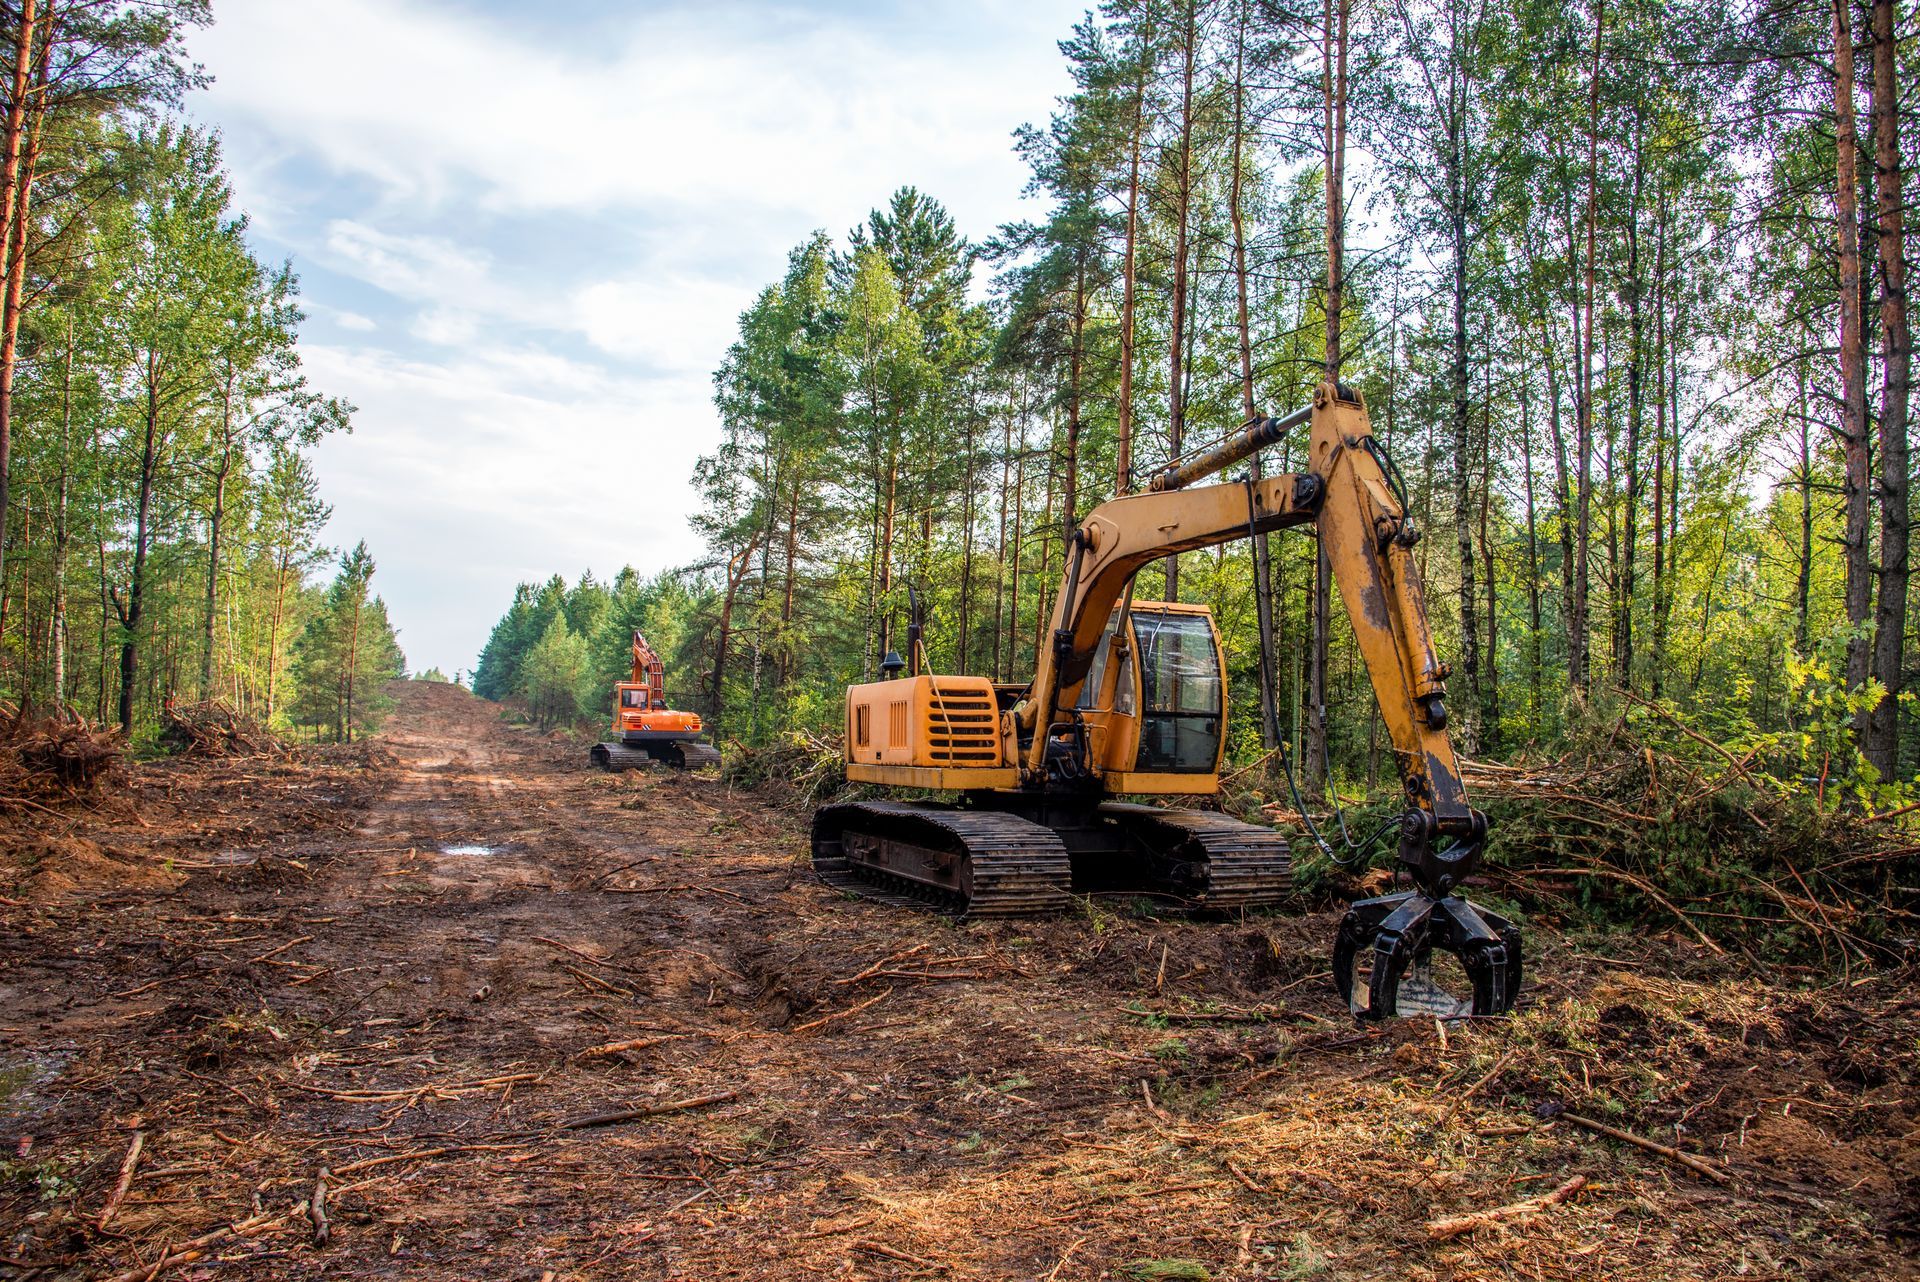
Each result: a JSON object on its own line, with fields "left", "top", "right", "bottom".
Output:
{"left": 1651, "top": 189, "right": 1670, "bottom": 697}
{"left": 1520, "top": 360, "right": 1543, "bottom": 723}
{"left": 1307, "top": 0, "right": 1349, "bottom": 794}
{"left": 0, "top": 0, "right": 38, "bottom": 625}
{"left": 1064, "top": 260, "right": 1085, "bottom": 542}
{"left": 50, "top": 308, "right": 71, "bottom": 711}
{"left": 115, "top": 356, "right": 163, "bottom": 735}
{"left": 994, "top": 400, "right": 1013, "bottom": 682}
{"left": 1230, "top": 0, "right": 1281, "bottom": 750}
{"left": 1794, "top": 367, "right": 1815, "bottom": 655}
{"left": 1115, "top": 11, "right": 1153, "bottom": 494}
{"left": 1621, "top": 135, "right": 1647, "bottom": 691}
{"left": 959, "top": 393, "right": 977, "bottom": 672}
{"left": 710, "top": 536, "right": 760, "bottom": 733}
{"left": 1866, "top": 0, "right": 1909, "bottom": 776}
{"left": 1833, "top": 0, "right": 1873, "bottom": 711}
{"left": 1010, "top": 416, "right": 1027, "bottom": 679}
{"left": 1480, "top": 360, "right": 1499, "bottom": 752}
{"left": 1571, "top": 0, "right": 1605, "bottom": 699}
{"left": 1163, "top": 0, "right": 1198, "bottom": 603}
{"left": 779, "top": 474, "right": 799, "bottom": 696}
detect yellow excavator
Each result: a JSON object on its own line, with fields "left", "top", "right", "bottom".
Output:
{"left": 812, "top": 382, "right": 1521, "bottom": 1017}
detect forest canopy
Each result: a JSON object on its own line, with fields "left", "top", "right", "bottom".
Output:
{"left": 480, "top": 0, "right": 1914, "bottom": 806}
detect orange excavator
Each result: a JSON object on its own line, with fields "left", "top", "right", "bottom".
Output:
{"left": 589, "top": 631, "right": 722, "bottom": 771}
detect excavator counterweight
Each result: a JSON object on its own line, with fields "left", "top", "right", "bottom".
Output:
{"left": 812, "top": 382, "right": 1521, "bottom": 1019}
{"left": 589, "top": 631, "right": 721, "bottom": 771}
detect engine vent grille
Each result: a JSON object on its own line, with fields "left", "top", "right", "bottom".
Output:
{"left": 926, "top": 681, "right": 999, "bottom": 765}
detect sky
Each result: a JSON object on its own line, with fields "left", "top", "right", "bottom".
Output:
{"left": 184, "top": 0, "right": 1087, "bottom": 677}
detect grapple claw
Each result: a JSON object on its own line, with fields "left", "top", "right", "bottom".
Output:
{"left": 1334, "top": 890, "right": 1522, "bottom": 1020}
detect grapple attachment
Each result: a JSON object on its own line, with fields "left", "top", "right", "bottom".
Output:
{"left": 1333, "top": 890, "right": 1523, "bottom": 1019}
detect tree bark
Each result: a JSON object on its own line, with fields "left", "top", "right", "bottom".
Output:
{"left": 0, "top": 0, "right": 38, "bottom": 625}
{"left": 1571, "top": 0, "right": 1605, "bottom": 699}
{"left": 1229, "top": 0, "right": 1281, "bottom": 750}
{"left": 1832, "top": 0, "right": 1873, "bottom": 712}
{"left": 1115, "top": 10, "right": 1153, "bottom": 495}
{"left": 1163, "top": 0, "right": 1198, "bottom": 603}
{"left": 1866, "top": 0, "right": 1909, "bottom": 776}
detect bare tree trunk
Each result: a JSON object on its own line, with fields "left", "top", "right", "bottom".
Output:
{"left": 1651, "top": 190, "right": 1670, "bottom": 697}
{"left": 710, "top": 536, "right": 760, "bottom": 733}
{"left": 1621, "top": 133, "right": 1647, "bottom": 691}
{"left": 50, "top": 309, "right": 71, "bottom": 710}
{"left": 0, "top": 0, "right": 38, "bottom": 623}
{"left": 1520, "top": 360, "right": 1543, "bottom": 724}
{"left": 1794, "top": 367, "right": 1815, "bottom": 655}
{"left": 1480, "top": 359, "right": 1498, "bottom": 752}
{"left": 1115, "top": 11, "right": 1154, "bottom": 495}
{"left": 1833, "top": 0, "right": 1873, "bottom": 711}
{"left": 994, "top": 399, "right": 1013, "bottom": 682}
{"left": 959, "top": 392, "right": 977, "bottom": 672}
{"left": 114, "top": 356, "right": 163, "bottom": 735}
{"left": 1571, "top": 0, "right": 1605, "bottom": 699}
{"left": 1163, "top": 0, "right": 1199, "bottom": 603}
{"left": 779, "top": 476, "right": 799, "bottom": 696}
{"left": 1064, "top": 261, "right": 1085, "bottom": 542}
{"left": 1230, "top": 0, "right": 1280, "bottom": 750}
{"left": 1306, "top": 0, "right": 1349, "bottom": 794}
{"left": 1010, "top": 414, "right": 1027, "bottom": 679}
{"left": 1866, "top": 0, "right": 1909, "bottom": 776}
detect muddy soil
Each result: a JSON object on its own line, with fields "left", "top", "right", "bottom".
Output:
{"left": 0, "top": 680, "right": 1913, "bottom": 1280}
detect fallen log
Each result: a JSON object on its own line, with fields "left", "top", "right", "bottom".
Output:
{"left": 1426, "top": 1174, "right": 1588, "bottom": 1239}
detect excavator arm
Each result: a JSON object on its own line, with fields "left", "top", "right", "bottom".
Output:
{"left": 1023, "top": 381, "right": 1519, "bottom": 1016}
{"left": 629, "top": 631, "right": 667, "bottom": 707}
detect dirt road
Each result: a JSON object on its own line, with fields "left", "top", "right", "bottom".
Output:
{"left": 1, "top": 681, "right": 1913, "bottom": 1279}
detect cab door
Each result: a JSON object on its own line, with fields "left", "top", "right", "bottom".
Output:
{"left": 1130, "top": 608, "right": 1224, "bottom": 774}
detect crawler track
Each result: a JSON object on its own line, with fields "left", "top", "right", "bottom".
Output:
{"left": 590, "top": 740, "right": 722, "bottom": 771}
{"left": 811, "top": 801, "right": 1073, "bottom": 918}
{"left": 1096, "top": 803, "right": 1292, "bottom": 910}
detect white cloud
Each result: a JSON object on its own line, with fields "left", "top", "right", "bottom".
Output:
{"left": 189, "top": 0, "right": 1082, "bottom": 672}
{"left": 198, "top": 0, "right": 1065, "bottom": 233}
{"left": 409, "top": 306, "right": 480, "bottom": 346}
{"left": 301, "top": 340, "right": 714, "bottom": 674}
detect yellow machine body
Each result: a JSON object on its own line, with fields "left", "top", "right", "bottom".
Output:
{"left": 843, "top": 603, "right": 1227, "bottom": 797}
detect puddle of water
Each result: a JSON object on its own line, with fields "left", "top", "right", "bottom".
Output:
{"left": 440, "top": 844, "right": 497, "bottom": 857}
{"left": 0, "top": 1053, "right": 69, "bottom": 1123}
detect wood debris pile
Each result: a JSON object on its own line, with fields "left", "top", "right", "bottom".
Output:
{"left": 1260, "top": 703, "right": 1919, "bottom": 964}
{"left": 159, "top": 700, "right": 285, "bottom": 758}
{"left": 719, "top": 729, "right": 847, "bottom": 805}
{"left": 0, "top": 709, "right": 123, "bottom": 806}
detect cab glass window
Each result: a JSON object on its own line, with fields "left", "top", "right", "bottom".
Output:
{"left": 621, "top": 689, "right": 647, "bottom": 709}
{"left": 1132, "top": 611, "right": 1221, "bottom": 773}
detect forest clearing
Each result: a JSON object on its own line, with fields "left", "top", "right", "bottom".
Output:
{"left": 0, "top": 0, "right": 1918, "bottom": 1277}
{"left": 0, "top": 680, "right": 1913, "bottom": 1280}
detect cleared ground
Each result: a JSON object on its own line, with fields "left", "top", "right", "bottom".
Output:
{"left": 0, "top": 680, "right": 1913, "bottom": 1280}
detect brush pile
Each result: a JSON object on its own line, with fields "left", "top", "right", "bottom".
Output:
{"left": 1263, "top": 697, "right": 1919, "bottom": 965}
{"left": 0, "top": 710, "right": 122, "bottom": 807}
{"left": 159, "top": 700, "right": 285, "bottom": 758}
{"left": 720, "top": 730, "right": 846, "bottom": 805}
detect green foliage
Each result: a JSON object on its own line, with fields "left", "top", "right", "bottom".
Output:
{"left": 288, "top": 543, "right": 405, "bottom": 742}
{"left": 521, "top": 615, "right": 594, "bottom": 730}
